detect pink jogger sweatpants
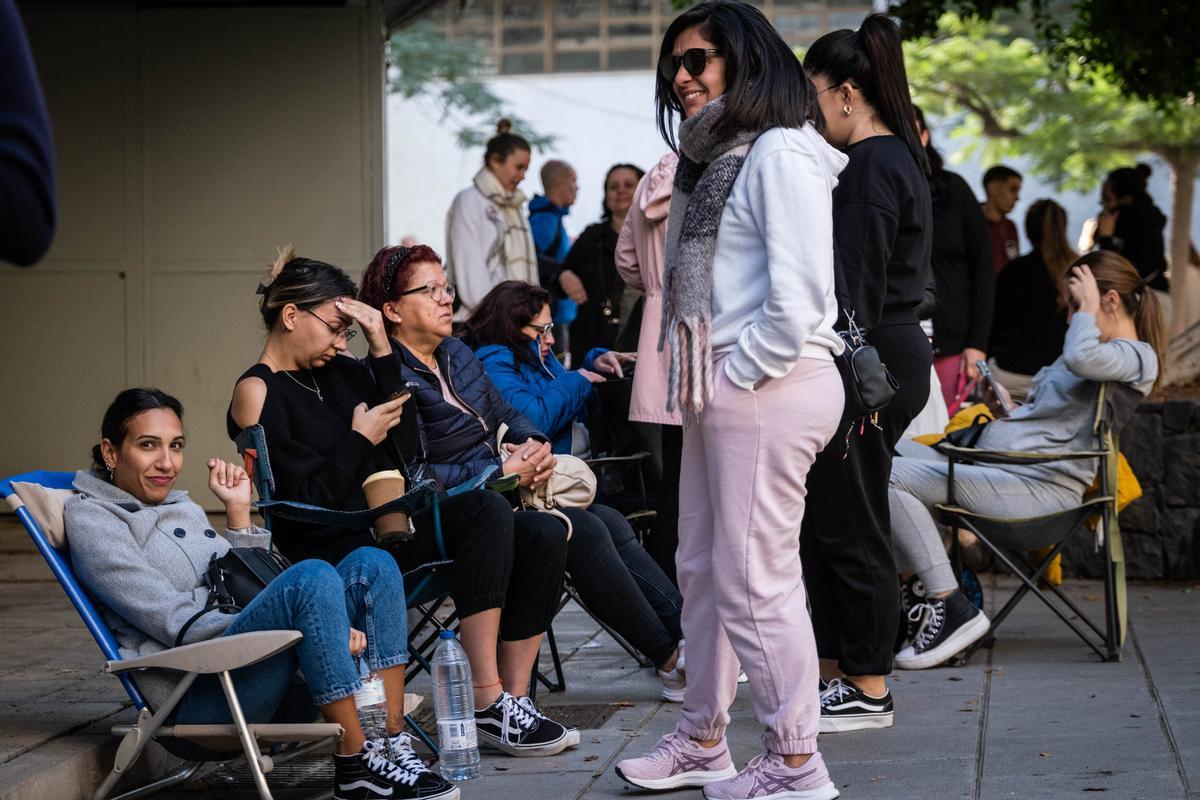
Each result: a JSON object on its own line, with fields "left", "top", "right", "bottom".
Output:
{"left": 675, "top": 356, "right": 844, "bottom": 755}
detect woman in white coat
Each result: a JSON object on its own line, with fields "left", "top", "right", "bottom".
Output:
{"left": 445, "top": 119, "right": 540, "bottom": 318}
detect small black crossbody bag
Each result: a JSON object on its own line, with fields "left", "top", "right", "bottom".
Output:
{"left": 174, "top": 547, "right": 291, "bottom": 647}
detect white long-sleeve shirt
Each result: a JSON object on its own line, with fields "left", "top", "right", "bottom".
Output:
{"left": 710, "top": 124, "right": 848, "bottom": 389}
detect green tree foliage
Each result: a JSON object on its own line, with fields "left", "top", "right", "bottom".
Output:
{"left": 387, "top": 21, "right": 555, "bottom": 150}
{"left": 905, "top": 13, "right": 1200, "bottom": 336}
{"left": 891, "top": 0, "right": 1200, "bottom": 104}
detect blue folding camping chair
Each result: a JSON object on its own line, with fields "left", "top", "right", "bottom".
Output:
{"left": 2, "top": 470, "right": 343, "bottom": 800}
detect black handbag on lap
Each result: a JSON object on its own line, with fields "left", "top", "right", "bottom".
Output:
{"left": 174, "top": 547, "right": 291, "bottom": 647}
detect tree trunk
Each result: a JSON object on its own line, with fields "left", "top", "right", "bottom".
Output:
{"left": 1166, "top": 152, "right": 1198, "bottom": 338}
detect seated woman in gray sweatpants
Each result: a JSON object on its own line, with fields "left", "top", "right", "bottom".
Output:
{"left": 888, "top": 251, "right": 1162, "bottom": 669}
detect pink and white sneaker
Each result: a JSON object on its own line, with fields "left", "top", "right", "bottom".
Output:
{"left": 702, "top": 751, "right": 839, "bottom": 800}
{"left": 615, "top": 731, "right": 738, "bottom": 790}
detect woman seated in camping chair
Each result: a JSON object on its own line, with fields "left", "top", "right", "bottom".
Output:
{"left": 888, "top": 251, "right": 1163, "bottom": 670}
{"left": 357, "top": 248, "right": 686, "bottom": 704}
{"left": 66, "top": 388, "right": 457, "bottom": 800}
{"left": 228, "top": 248, "right": 578, "bottom": 759}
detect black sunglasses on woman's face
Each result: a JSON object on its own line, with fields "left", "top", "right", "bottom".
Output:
{"left": 659, "top": 48, "right": 722, "bottom": 82}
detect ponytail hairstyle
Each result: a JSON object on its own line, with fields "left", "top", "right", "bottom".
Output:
{"left": 359, "top": 244, "right": 443, "bottom": 333}
{"left": 484, "top": 119, "right": 531, "bottom": 169}
{"left": 654, "top": 0, "right": 820, "bottom": 151}
{"left": 91, "top": 388, "right": 184, "bottom": 478}
{"left": 803, "top": 13, "right": 929, "bottom": 175}
{"left": 1071, "top": 250, "right": 1165, "bottom": 388}
{"left": 256, "top": 246, "right": 358, "bottom": 331}
{"left": 458, "top": 280, "right": 552, "bottom": 368}
{"left": 1025, "top": 199, "right": 1075, "bottom": 308}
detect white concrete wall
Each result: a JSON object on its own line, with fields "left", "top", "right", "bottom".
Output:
{"left": 388, "top": 70, "right": 1199, "bottom": 257}
{"left": 2, "top": 4, "right": 386, "bottom": 505}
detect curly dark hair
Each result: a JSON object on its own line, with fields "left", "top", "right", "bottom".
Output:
{"left": 458, "top": 281, "right": 552, "bottom": 368}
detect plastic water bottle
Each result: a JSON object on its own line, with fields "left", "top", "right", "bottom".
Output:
{"left": 354, "top": 660, "right": 390, "bottom": 752}
{"left": 431, "top": 631, "right": 480, "bottom": 780}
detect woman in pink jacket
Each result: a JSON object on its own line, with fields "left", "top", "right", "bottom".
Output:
{"left": 615, "top": 151, "right": 682, "bottom": 585}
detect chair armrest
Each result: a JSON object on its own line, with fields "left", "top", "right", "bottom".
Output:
{"left": 257, "top": 481, "right": 439, "bottom": 528}
{"left": 935, "top": 443, "right": 1109, "bottom": 466}
{"left": 585, "top": 451, "right": 651, "bottom": 468}
{"left": 105, "top": 630, "right": 302, "bottom": 675}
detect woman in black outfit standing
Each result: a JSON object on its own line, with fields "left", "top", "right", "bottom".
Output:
{"left": 228, "top": 249, "right": 578, "bottom": 759}
{"left": 914, "top": 105, "right": 994, "bottom": 414}
{"left": 800, "top": 14, "right": 933, "bottom": 733}
{"left": 561, "top": 163, "right": 645, "bottom": 366}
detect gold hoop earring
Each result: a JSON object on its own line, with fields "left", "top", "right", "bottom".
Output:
{"left": 843, "top": 104, "right": 852, "bottom": 116}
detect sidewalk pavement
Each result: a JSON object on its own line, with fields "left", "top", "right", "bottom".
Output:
{"left": 0, "top": 516, "right": 1196, "bottom": 800}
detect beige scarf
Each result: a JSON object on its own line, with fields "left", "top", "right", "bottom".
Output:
{"left": 474, "top": 167, "right": 539, "bottom": 286}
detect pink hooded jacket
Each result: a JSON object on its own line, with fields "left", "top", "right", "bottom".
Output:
{"left": 615, "top": 151, "right": 681, "bottom": 425}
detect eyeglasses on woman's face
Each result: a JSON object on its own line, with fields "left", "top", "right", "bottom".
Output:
{"left": 525, "top": 321, "right": 554, "bottom": 339}
{"left": 659, "top": 47, "right": 722, "bottom": 82}
{"left": 399, "top": 282, "right": 457, "bottom": 304}
{"left": 304, "top": 308, "right": 358, "bottom": 342}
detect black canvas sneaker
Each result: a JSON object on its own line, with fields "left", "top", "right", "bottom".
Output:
{"left": 895, "top": 575, "right": 927, "bottom": 653}
{"left": 818, "top": 678, "right": 894, "bottom": 733}
{"left": 895, "top": 590, "right": 991, "bottom": 670}
{"left": 514, "top": 694, "right": 580, "bottom": 749}
{"left": 475, "top": 691, "right": 572, "bottom": 757}
{"left": 333, "top": 738, "right": 459, "bottom": 800}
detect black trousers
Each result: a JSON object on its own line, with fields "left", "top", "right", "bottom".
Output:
{"left": 646, "top": 423, "right": 682, "bottom": 587}
{"left": 394, "top": 490, "right": 567, "bottom": 641}
{"left": 801, "top": 322, "right": 932, "bottom": 676}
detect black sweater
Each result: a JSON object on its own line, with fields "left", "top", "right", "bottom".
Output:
{"left": 928, "top": 170, "right": 994, "bottom": 355}
{"left": 989, "top": 250, "right": 1067, "bottom": 375}
{"left": 833, "top": 136, "right": 932, "bottom": 330}
{"left": 562, "top": 221, "right": 622, "bottom": 365}
{"left": 225, "top": 353, "right": 416, "bottom": 564}
{"left": 1098, "top": 196, "right": 1169, "bottom": 292}
{"left": 1, "top": 0, "right": 56, "bottom": 266}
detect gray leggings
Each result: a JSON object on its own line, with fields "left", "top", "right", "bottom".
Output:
{"left": 888, "top": 439, "right": 1079, "bottom": 595}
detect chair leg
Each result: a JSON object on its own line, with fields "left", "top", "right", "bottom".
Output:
{"left": 217, "top": 670, "right": 273, "bottom": 800}
{"left": 965, "top": 523, "right": 1108, "bottom": 660}
{"left": 406, "top": 712, "right": 439, "bottom": 756}
{"left": 564, "top": 585, "right": 654, "bottom": 669}
{"left": 93, "top": 673, "right": 199, "bottom": 800}
{"left": 107, "top": 761, "right": 203, "bottom": 800}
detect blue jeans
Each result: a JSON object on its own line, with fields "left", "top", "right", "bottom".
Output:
{"left": 174, "top": 547, "right": 408, "bottom": 723}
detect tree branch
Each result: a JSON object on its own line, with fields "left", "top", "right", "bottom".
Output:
{"left": 948, "top": 82, "right": 1021, "bottom": 138}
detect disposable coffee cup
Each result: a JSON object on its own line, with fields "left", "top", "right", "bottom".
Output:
{"left": 362, "top": 470, "right": 411, "bottom": 543}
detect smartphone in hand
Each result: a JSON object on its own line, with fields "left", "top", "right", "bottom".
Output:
{"left": 975, "top": 360, "right": 1014, "bottom": 417}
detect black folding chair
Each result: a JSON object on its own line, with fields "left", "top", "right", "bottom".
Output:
{"left": 934, "top": 383, "right": 1139, "bottom": 663}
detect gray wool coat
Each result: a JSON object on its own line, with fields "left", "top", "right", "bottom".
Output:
{"left": 64, "top": 470, "right": 271, "bottom": 712}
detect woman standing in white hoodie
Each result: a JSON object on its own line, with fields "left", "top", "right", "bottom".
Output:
{"left": 615, "top": 3, "right": 845, "bottom": 799}
{"left": 445, "top": 119, "right": 540, "bottom": 318}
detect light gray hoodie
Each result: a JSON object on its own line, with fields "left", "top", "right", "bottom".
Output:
{"left": 64, "top": 470, "right": 270, "bottom": 710}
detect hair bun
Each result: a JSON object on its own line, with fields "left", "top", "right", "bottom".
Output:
{"left": 268, "top": 244, "right": 296, "bottom": 282}
{"left": 496, "top": 118, "right": 512, "bottom": 135}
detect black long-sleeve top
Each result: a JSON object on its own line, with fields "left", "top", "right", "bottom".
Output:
{"left": 928, "top": 170, "right": 994, "bottom": 355}
{"left": 562, "top": 220, "right": 622, "bottom": 365}
{"left": 989, "top": 250, "right": 1068, "bottom": 375}
{"left": 1098, "top": 196, "right": 1169, "bottom": 292}
{"left": 833, "top": 136, "right": 932, "bottom": 330}
{"left": 1, "top": 0, "right": 57, "bottom": 266}
{"left": 225, "top": 352, "right": 416, "bottom": 564}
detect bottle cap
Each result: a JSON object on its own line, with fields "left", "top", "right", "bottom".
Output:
{"left": 439, "top": 630, "right": 455, "bottom": 640}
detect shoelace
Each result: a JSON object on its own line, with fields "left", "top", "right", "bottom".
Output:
{"left": 363, "top": 739, "right": 420, "bottom": 787}
{"left": 515, "top": 695, "right": 550, "bottom": 722}
{"left": 645, "top": 731, "right": 689, "bottom": 762}
{"left": 819, "top": 678, "right": 854, "bottom": 707}
{"left": 389, "top": 733, "right": 432, "bottom": 779}
{"left": 499, "top": 692, "right": 540, "bottom": 734}
{"left": 907, "top": 600, "right": 946, "bottom": 651}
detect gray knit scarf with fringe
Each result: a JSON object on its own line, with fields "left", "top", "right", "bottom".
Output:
{"left": 659, "top": 96, "right": 763, "bottom": 414}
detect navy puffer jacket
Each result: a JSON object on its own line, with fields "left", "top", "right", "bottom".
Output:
{"left": 386, "top": 336, "right": 545, "bottom": 488}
